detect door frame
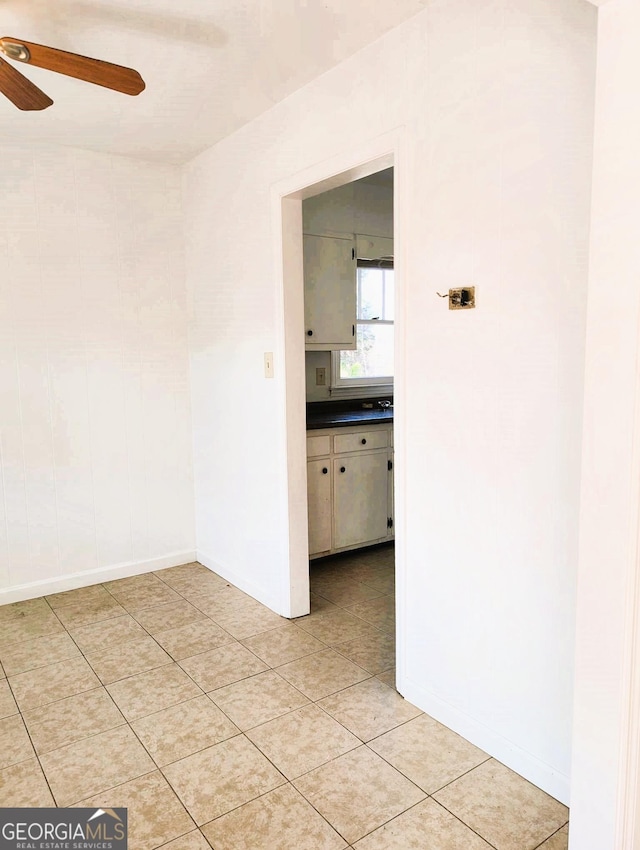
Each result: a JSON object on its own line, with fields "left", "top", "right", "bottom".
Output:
{"left": 272, "top": 129, "right": 404, "bottom": 631}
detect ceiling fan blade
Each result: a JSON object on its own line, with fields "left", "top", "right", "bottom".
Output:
{"left": 0, "top": 55, "right": 52, "bottom": 110}
{"left": 0, "top": 38, "right": 145, "bottom": 96}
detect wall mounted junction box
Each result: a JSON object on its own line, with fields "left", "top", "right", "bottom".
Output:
{"left": 449, "top": 287, "right": 476, "bottom": 310}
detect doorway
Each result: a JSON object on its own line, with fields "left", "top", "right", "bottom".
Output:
{"left": 275, "top": 135, "right": 404, "bottom": 683}
{"left": 301, "top": 169, "right": 396, "bottom": 654}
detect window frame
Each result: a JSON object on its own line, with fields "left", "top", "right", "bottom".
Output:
{"left": 331, "top": 259, "right": 394, "bottom": 393}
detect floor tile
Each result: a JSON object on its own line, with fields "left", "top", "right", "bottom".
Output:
{"left": 433, "top": 759, "right": 569, "bottom": 850}
{"left": 211, "top": 602, "right": 286, "bottom": 641}
{"left": 179, "top": 642, "right": 267, "bottom": 692}
{"left": 247, "top": 703, "right": 360, "bottom": 779}
{"left": 107, "top": 663, "right": 203, "bottom": 721}
{"left": 538, "top": 825, "right": 569, "bottom": 850}
{"left": 131, "top": 600, "right": 208, "bottom": 636}
{"left": 159, "top": 571, "right": 230, "bottom": 598}
{"left": 296, "top": 608, "right": 380, "bottom": 645}
{"left": 0, "top": 632, "right": 81, "bottom": 676}
{"left": 69, "top": 614, "right": 147, "bottom": 654}
{"left": 39, "top": 724, "right": 155, "bottom": 806}
{"left": 202, "top": 784, "right": 347, "bottom": 850}
{"left": 368, "top": 713, "right": 488, "bottom": 793}
{"left": 319, "top": 678, "right": 422, "bottom": 742}
{"left": 242, "top": 623, "right": 325, "bottom": 667}
{"left": 0, "top": 603, "right": 65, "bottom": 649}
{"left": 131, "top": 695, "right": 239, "bottom": 766}
{"left": 294, "top": 746, "right": 425, "bottom": 845}
{"left": 22, "top": 687, "right": 126, "bottom": 755}
{"left": 159, "top": 832, "right": 212, "bottom": 850}
{"left": 163, "top": 734, "right": 286, "bottom": 825}
{"left": 78, "top": 770, "right": 195, "bottom": 849}
{"left": 0, "top": 597, "right": 52, "bottom": 625}
{"left": 9, "top": 656, "right": 100, "bottom": 711}
{"left": 0, "top": 679, "right": 18, "bottom": 718}
{"left": 346, "top": 597, "right": 395, "bottom": 633}
{"left": 210, "top": 670, "right": 309, "bottom": 731}
{"left": 359, "top": 572, "right": 395, "bottom": 595}
{"left": 276, "top": 649, "right": 369, "bottom": 701}
{"left": 86, "top": 635, "right": 172, "bottom": 684}
{"left": 0, "top": 758, "right": 55, "bottom": 806}
{"left": 153, "top": 562, "right": 211, "bottom": 584}
{"left": 376, "top": 668, "right": 396, "bottom": 688}
{"left": 46, "top": 583, "right": 113, "bottom": 610}
{"left": 353, "top": 797, "right": 493, "bottom": 849}
{"left": 188, "top": 585, "right": 253, "bottom": 618}
{"left": 307, "top": 592, "right": 339, "bottom": 615}
{"left": 110, "top": 581, "right": 182, "bottom": 612}
{"left": 54, "top": 595, "right": 127, "bottom": 628}
{"left": 334, "top": 630, "right": 395, "bottom": 675}
{"left": 0, "top": 714, "right": 35, "bottom": 768}
{"left": 154, "top": 618, "right": 233, "bottom": 660}
{"left": 312, "top": 577, "right": 384, "bottom": 606}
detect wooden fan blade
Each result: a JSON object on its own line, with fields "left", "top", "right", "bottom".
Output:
{"left": 1, "top": 38, "right": 145, "bottom": 95}
{"left": 0, "top": 56, "right": 52, "bottom": 110}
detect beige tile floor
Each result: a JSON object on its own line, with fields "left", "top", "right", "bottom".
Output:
{"left": 0, "top": 544, "right": 569, "bottom": 849}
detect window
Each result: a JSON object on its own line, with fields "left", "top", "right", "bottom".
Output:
{"left": 332, "top": 260, "right": 394, "bottom": 390}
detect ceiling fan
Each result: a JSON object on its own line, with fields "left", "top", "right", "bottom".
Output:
{"left": 0, "top": 36, "right": 145, "bottom": 110}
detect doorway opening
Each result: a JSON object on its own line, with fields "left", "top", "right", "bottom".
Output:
{"left": 301, "top": 168, "right": 396, "bottom": 679}
{"left": 276, "top": 139, "right": 402, "bottom": 686}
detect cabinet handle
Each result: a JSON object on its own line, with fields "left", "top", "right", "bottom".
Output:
{"left": 361, "top": 438, "right": 367, "bottom": 445}
{"left": 322, "top": 467, "right": 328, "bottom": 474}
{"left": 307, "top": 330, "right": 313, "bottom": 337}
{"left": 340, "top": 466, "right": 346, "bottom": 473}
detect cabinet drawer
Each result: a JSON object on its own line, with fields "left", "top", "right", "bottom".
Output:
{"left": 307, "top": 435, "right": 331, "bottom": 457}
{"left": 334, "top": 430, "right": 388, "bottom": 454}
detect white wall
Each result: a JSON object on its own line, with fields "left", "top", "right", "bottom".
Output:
{"left": 303, "top": 177, "right": 394, "bottom": 401}
{"left": 570, "top": 1, "right": 640, "bottom": 847}
{"left": 0, "top": 146, "right": 195, "bottom": 602}
{"left": 184, "top": 0, "right": 596, "bottom": 802}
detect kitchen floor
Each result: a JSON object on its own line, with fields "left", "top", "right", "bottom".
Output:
{"left": 0, "top": 544, "right": 569, "bottom": 849}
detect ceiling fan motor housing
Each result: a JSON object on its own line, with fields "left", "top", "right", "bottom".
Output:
{"left": 0, "top": 40, "right": 30, "bottom": 62}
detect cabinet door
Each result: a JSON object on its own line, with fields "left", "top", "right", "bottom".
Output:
{"left": 334, "top": 452, "right": 389, "bottom": 550}
{"left": 355, "top": 234, "right": 394, "bottom": 261}
{"left": 304, "top": 234, "right": 356, "bottom": 350}
{"left": 307, "top": 459, "right": 332, "bottom": 555}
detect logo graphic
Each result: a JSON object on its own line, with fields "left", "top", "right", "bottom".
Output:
{"left": 0, "top": 807, "right": 128, "bottom": 849}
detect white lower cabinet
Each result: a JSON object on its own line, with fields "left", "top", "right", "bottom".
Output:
{"left": 307, "top": 459, "right": 332, "bottom": 555}
{"left": 307, "top": 423, "right": 393, "bottom": 558}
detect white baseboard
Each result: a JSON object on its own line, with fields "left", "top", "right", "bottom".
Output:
{"left": 397, "top": 675, "right": 570, "bottom": 806}
{"left": 0, "top": 550, "right": 197, "bottom": 605}
{"left": 196, "top": 549, "right": 283, "bottom": 615}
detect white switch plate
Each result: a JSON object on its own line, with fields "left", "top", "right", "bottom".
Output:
{"left": 264, "top": 352, "right": 274, "bottom": 378}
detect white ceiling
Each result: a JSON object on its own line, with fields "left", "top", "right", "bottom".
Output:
{"left": 0, "top": 0, "right": 427, "bottom": 163}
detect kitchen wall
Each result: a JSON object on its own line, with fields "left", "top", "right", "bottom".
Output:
{"left": 303, "top": 176, "right": 394, "bottom": 402}
{"left": 0, "top": 145, "right": 195, "bottom": 602}
{"left": 184, "top": 0, "right": 596, "bottom": 804}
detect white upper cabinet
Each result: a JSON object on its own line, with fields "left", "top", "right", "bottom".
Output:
{"left": 355, "top": 234, "right": 394, "bottom": 261}
{"left": 303, "top": 234, "right": 356, "bottom": 351}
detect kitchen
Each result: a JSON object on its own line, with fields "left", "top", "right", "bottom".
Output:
{"left": 302, "top": 169, "right": 395, "bottom": 563}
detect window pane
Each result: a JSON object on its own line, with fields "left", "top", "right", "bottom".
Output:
{"left": 340, "top": 323, "right": 394, "bottom": 379}
{"left": 358, "top": 267, "right": 384, "bottom": 320}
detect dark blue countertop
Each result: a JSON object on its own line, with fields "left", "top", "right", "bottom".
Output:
{"left": 306, "top": 400, "right": 394, "bottom": 430}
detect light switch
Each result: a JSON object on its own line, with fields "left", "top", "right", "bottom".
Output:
{"left": 264, "top": 352, "right": 274, "bottom": 378}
